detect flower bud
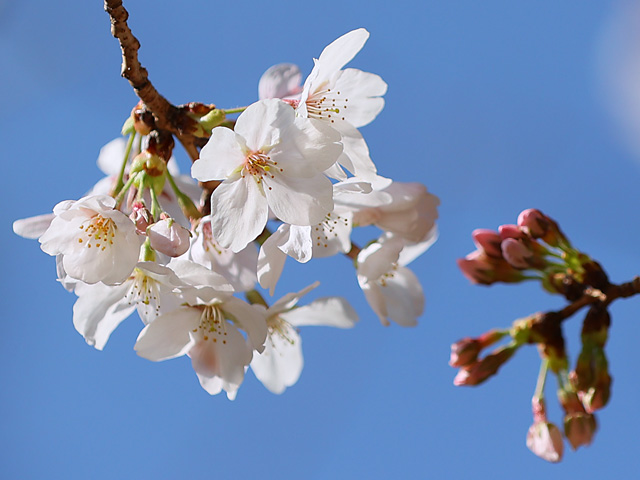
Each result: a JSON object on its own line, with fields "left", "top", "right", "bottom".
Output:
{"left": 517, "top": 209, "right": 569, "bottom": 248}
{"left": 564, "top": 412, "right": 597, "bottom": 450}
{"left": 147, "top": 217, "right": 191, "bottom": 257}
{"left": 499, "top": 224, "right": 527, "bottom": 241}
{"left": 471, "top": 229, "right": 502, "bottom": 258}
{"left": 501, "top": 238, "right": 532, "bottom": 269}
{"left": 453, "top": 344, "right": 517, "bottom": 386}
{"left": 129, "top": 202, "right": 152, "bottom": 235}
{"left": 457, "top": 250, "right": 526, "bottom": 285}
{"left": 449, "top": 338, "right": 481, "bottom": 367}
{"left": 526, "top": 420, "right": 564, "bottom": 463}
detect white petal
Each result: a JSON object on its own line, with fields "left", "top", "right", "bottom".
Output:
{"left": 210, "top": 176, "right": 269, "bottom": 252}
{"left": 191, "top": 323, "right": 252, "bottom": 392}
{"left": 97, "top": 137, "right": 127, "bottom": 176}
{"left": 223, "top": 297, "right": 268, "bottom": 353}
{"left": 332, "top": 68, "right": 387, "bottom": 127}
{"left": 258, "top": 234, "right": 288, "bottom": 295}
{"left": 265, "top": 173, "right": 333, "bottom": 226}
{"left": 314, "top": 28, "right": 370, "bottom": 81}
{"left": 13, "top": 213, "right": 54, "bottom": 239}
{"left": 279, "top": 225, "right": 313, "bottom": 263}
{"left": 135, "top": 307, "right": 199, "bottom": 361}
{"left": 72, "top": 281, "right": 134, "bottom": 350}
{"left": 193, "top": 128, "right": 247, "bottom": 181}
{"left": 281, "top": 297, "right": 358, "bottom": 328}
{"left": 270, "top": 281, "right": 320, "bottom": 314}
{"left": 234, "top": 99, "right": 294, "bottom": 151}
{"left": 251, "top": 326, "right": 303, "bottom": 394}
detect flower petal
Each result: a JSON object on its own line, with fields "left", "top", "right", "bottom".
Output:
{"left": 135, "top": 307, "right": 199, "bottom": 361}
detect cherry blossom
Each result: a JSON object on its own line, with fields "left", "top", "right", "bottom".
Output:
{"left": 188, "top": 215, "right": 258, "bottom": 292}
{"left": 250, "top": 283, "right": 358, "bottom": 393}
{"left": 72, "top": 262, "right": 185, "bottom": 350}
{"left": 134, "top": 260, "right": 268, "bottom": 398}
{"left": 356, "top": 234, "right": 426, "bottom": 327}
{"left": 191, "top": 98, "right": 342, "bottom": 252}
{"left": 296, "top": 28, "right": 388, "bottom": 183}
{"left": 38, "top": 195, "right": 141, "bottom": 285}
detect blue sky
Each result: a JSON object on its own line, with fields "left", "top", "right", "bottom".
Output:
{"left": 2, "top": 0, "right": 640, "bottom": 478}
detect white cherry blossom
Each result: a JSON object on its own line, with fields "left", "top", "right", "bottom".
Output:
{"left": 356, "top": 234, "right": 426, "bottom": 327}
{"left": 188, "top": 215, "right": 258, "bottom": 292}
{"left": 251, "top": 283, "right": 358, "bottom": 394}
{"left": 297, "top": 28, "right": 388, "bottom": 184}
{"left": 192, "top": 98, "right": 342, "bottom": 252}
{"left": 72, "top": 262, "right": 185, "bottom": 350}
{"left": 134, "top": 260, "right": 268, "bottom": 399}
{"left": 350, "top": 182, "right": 440, "bottom": 243}
{"left": 39, "top": 195, "right": 141, "bottom": 285}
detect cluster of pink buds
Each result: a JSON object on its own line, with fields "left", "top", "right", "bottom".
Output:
{"left": 452, "top": 208, "right": 631, "bottom": 462}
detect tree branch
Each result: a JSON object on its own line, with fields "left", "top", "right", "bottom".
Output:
{"left": 104, "top": 0, "right": 200, "bottom": 162}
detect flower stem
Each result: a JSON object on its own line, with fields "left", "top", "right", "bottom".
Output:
{"left": 223, "top": 107, "right": 248, "bottom": 115}
{"left": 534, "top": 358, "right": 549, "bottom": 401}
{"left": 114, "top": 172, "right": 138, "bottom": 206}
{"left": 112, "top": 132, "right": 136, "bottom": 197}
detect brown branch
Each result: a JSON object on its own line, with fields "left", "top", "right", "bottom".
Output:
{"left": 104, "top": 0, "right": 200, "bottom": 162}
{"left": 555, "top": 276, "right": 640, "bottom": 322}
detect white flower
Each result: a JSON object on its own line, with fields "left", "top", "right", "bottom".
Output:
{"left": 72, "top": 262, "right": 185, "bottom": 350}
{"left": 188, "top": 216, "right": 258, "bottom": 292}
{"left": 250, "top": 283, "right": 358, "bottom": 394}
{"left": 38, "top": 195, "right": 141, "bottom": 285}
{"left": 356, "top": 235, "right": 426, "bottom": 327}
{"left": 134, "top": 260, "right": 268, "bottom": 399}
{"left": 257, "top": 181, "right": 365, "bottom": 294}
{"left": 297, "top": 28, "right": 388, "bottom": 184}
{"left": 350, "top": 182, "right": 440, "bottom": 243}
{"left": 192, "top": 98, "right": 342, "bottom": 252}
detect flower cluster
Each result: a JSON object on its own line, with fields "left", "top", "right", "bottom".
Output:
{"left": 452, "top": 209, "right": 618, "bottom": 462}
{"left": 14, "top": 29, "right": 438, "bottom": 399}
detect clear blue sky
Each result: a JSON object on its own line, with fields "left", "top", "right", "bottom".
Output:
{"left": 2, "top": 0, "right": 639, "bottom": 478}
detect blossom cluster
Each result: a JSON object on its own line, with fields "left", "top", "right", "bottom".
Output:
{"left": 14, "top": 29, "right": 439, "bottom": 398}
{"left": 452, "top": 209, "right": 614, "bottom": 462}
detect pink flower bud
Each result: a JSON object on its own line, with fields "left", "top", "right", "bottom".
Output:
{"left": 501, "top": 238, "right": 532, "bottom": 269}
{"left": 526, "top": 421, "right": 564, "bottom": 463}
{"left": 471, "top": 229, "right": 502, "bottom": 258}
{"left": 147, "top": 218, "right": 191, "bottom": 257}
{"left": 457, "top": 250, "right": 526, "bottom": 285}
{"left": 498, "top": 224, "right": 526, "bottom": 240}
{"left": 453, "top": 345, "right": 516, "bottom": 386}
{"left": 129, "top": 202, "right": 152, "bottom": 235}
{"left": 517, "top": 208, "right": 569, "bottom": 248}
{"left": 564, "top": 412, "right": 597, "bottom": 450}
{"left": 518, "top": 209, "right": 549, "bottom": 238}
{"left": 449, "top": 337, "right": 481, "bottom": 367}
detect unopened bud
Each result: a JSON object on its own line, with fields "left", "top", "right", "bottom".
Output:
{"left": 453, "top": 344, "right": 516, "bottom": 386}
{"left": 147, "top": 217, "right": 191, "bottom": 257}
{"left": 501, "top": 238, "right": 533, "bottom": 269}
{"left": 526, "top": 420, "right": 564, "bottom": 463}
{"left": 457, "top": 250, "right": 526, "bottom": 285}
{"left": 129, "top": 202, "right": 152, "bottom": 235}
{"left": 517, "top": 208, "right": 569, "bottom": 248}
{"left": 471, "top": 229, "right": 502, "bottom": 258}
{"left": 449, "top": 338, "right": 481, "bottom": 367}
{"left": 564, "top": 412, "right": 597, "bottom": 450}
